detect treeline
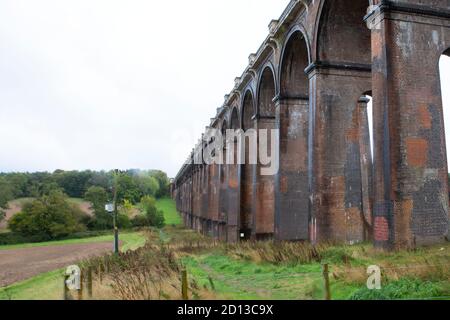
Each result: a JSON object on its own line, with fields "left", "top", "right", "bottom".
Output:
{"left": 0, "top": 169, "right": 171, "bottom": 244}
{"left": 0, "top": 169, "right": 170, "bottom": 210}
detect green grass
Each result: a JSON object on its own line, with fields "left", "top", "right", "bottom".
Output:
{"left": 183, "top": 254, "right": 324, "bottom": 300}
{"left": 156, "top": 198, "right": 182, "bottom": 226}
{"left": 349, "top": 278, "right": 450, "bottom": 300}
{"left": 0, "top": 231, "right": 146, "bottom": 251}
{"left": 0, "top": 269, "right": 65, "bottom": 300}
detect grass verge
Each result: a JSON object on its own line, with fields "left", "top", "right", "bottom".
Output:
{"left": 156, "top": 197, "right": 182, "bottom": 226}
{"left": 0, "top": 231, "right": 146, "bottom": 251}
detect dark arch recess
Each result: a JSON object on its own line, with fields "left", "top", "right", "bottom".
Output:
{"left": 317, "top": 0, "right": 371, "bottom": 65}
{"left": 258, "top": 67, "right": 276, "bottom": 118}
{"left": 230, "top": 107, "right": 240, "bottom": 130}
{"left": 242, "top": 90, "right": 255, "bottom": 130}
{"left": 280, "top": 30, "right": 310, "bottom": 98}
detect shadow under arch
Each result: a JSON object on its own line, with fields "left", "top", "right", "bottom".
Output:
{"left": 257, "top": 66, "right": 277, "bottom": 118}
{"left": 313, "top": 0, "right": 371, "bottom": 65}
{"left": 226, "top": 106, "right": 241, "bottom": 242}
{"left": 239, "top": 89, "right": 256, "bottom": 240}
{"left": 278, "top": 27, "right": 310, "bottom": 99}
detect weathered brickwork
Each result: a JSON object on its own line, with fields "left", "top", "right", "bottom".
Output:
{"left": 173, "top": 0, "right": 450, "bottom": 249}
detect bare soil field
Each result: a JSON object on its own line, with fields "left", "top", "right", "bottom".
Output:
{"left": 0, "top": 242, "right": 114, "bottom": 287}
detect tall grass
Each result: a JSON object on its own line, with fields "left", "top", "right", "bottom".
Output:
{"left": 225, "top": 241, "right": 332, "bottom": 265}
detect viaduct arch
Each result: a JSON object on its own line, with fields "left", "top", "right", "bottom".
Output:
{"left": 173, "top": 0, "right": 450, "bottom": 249}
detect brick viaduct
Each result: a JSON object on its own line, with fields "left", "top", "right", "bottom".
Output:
{"left": 172, "top": 0, "right": 450, "bottom": 249}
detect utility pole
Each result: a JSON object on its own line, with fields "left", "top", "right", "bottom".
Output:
{"left": 112, "top": 169, "right": 119, "bottom": 254}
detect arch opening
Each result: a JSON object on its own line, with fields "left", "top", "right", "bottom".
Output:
{"left": 280, "top": 31, "right": 309, "bottom": 98}
{"left": 354, "top": 92, "right": 374, "bottom": 241}
{"left": 317, "top": 0, "right": 371, "bottom": 65}
{"left": 258, "top": 68, "right": 276, "bottom": 117}
{"left": 220, "top": 120, "right": 227, "bottom": 184}
{"left": 255, "top": 66, "right": 277, "bottom": 240}
{"left": 439, "top": 52, "right": 450, "bottom": 192}
{"left": 240, "top": 92, "right": 255, "bottom": 240}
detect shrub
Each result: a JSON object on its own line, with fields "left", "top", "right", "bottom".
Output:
{"left": 0, "top": 232, "right": 32, "bottom": 245}
{"left": 117, "top": 214, "right": 132, "bottom": 229}
{"left": 131, "top": 214, "right": 150, "bottom": 228}
{"left": 141, "top": 196, "right": 165, "bottom": 228}
{"left": 8, "top": 191, "right": 86, "bottom": 241}
{"left": 349, "top": 278, "right": 444, "bottom": 300}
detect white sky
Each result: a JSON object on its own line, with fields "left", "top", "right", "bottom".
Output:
{"left": 0, "top": 0, "right": 449, "bottom": 178}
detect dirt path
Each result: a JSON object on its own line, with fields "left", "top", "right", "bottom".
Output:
{"left": 0, "top": 242, "right": 114, "bottom": 287}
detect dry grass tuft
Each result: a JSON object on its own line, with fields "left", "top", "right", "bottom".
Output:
{"left": 225, "top": 241, "right": 332, "bottom": 265}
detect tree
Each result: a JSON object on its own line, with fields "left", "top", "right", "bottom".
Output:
{"left": 135, "top": 175, "right": 160, "bottom": 197}
{"left": 149, "top": 170, "right": 170, "bottom": 198}
{"left": 54, "top": 170, "right": 92, "bottom": 198}
{"left": 116, "top": 173, "right": 141, "bottom": 204}
{"left": 8, "top": 191, "right": 86, "bottom": 240}
{"left": 0, "top": 177, "right": 13, "bottom": 222}
{"left": 4, "top": 173, "right": 28, "bottom": 198}
{"left": 140, "top": 195, "right": 165, "bottom": 228}
{"left": 85, "top": 186, "right": 108, "bottom": 212}
{"left": 122, "top": 199, "right": 134, "bottom": 217}
{"left": 84, "top": 186, "right": 111, "bottom": 230}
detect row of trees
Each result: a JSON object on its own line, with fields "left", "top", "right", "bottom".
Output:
{"left": 0, "top": 169, "right": 171, "bottom": 231}
{"left": 0, "top": 169, "right": 170, "bottom": 203}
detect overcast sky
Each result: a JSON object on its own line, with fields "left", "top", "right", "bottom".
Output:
{"left": 0, "top": 0, "right": 449, "bottom": 178}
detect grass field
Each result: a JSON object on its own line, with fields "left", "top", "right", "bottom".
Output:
{"left": 156, "top": 197, "right": 182, "bottom": 226}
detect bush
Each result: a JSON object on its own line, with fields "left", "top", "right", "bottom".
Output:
{"left": 0, "top": 232, "right": 33, "bottom": 245}
{"left": 85, "top": 211, "right": 113, "bottom": 231}
{"left": 131, "top": 214, "right": 150, "bottom": 228}
{"left": 141, "top": 196, "right": 165, "bottom": 228}
{"left": 349, "top": 278, "right": 444, "bottom": 300}
{"left": 117, "top": 214, "right": 132, "bottom": 229}
{"left": 8, "top": 191, "right": 86, "bottom": 241}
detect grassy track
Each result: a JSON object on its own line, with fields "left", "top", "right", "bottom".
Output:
{"left": 156, "top": 197, "right": 182, "bottom": 226}
{"left": 183, "top": 254, "right": 325, "bottom": 300}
